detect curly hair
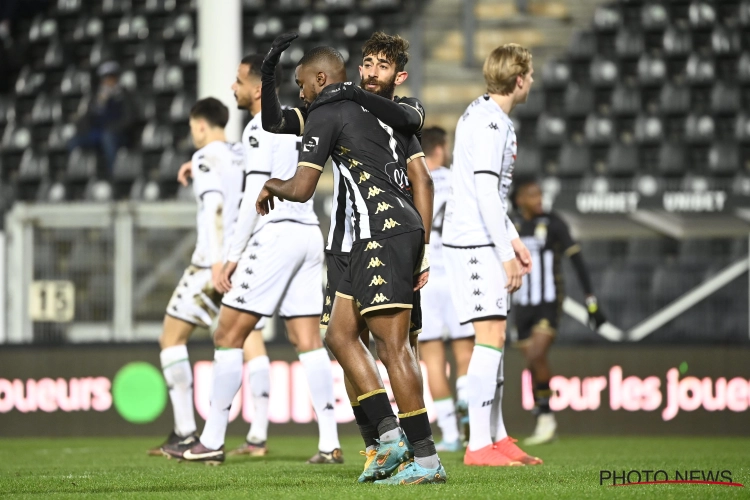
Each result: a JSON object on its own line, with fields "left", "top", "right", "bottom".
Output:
{"left": 362, "top": 32, "right": 409, "bottom": 72}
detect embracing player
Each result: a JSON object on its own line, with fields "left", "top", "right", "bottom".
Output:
{"left": 443, "top": 44, "right": 542, "bottom": 467}
{"left": 258, "top": 39, "right": 446, "bottom": 484}
{"left": 417, "top": 126, "right": 474, "bottom": 452}
{"left": 163, "top": 54, "right": 341, "bottom": 465}
{"left": 510, "top": 176, "right": 606, "bottom": 445}
{"left": 149, "top": 98, "right": 243, "bottom": 455}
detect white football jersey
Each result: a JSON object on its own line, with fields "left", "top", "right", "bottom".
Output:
{"left": 429, "top": 166, "right": 452, "bottom": 271}
{"left": 190, "top": 141, "right": 244, "bottom": 267}
{"left": 242, "top": 112, "right": 319, "bottom": 232}
{"left": 443, "top": 95, "right": 517, "bottom": 247}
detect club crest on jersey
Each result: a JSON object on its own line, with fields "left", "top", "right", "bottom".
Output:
{"left": 198, "top": 163, "right": 210, "bottom": 172}
{"left": 371, "top": 293, "right": 389, "bottom": 304}
{"left": 375, "top": 202, "right": 393, "bottom": 214}
{"left": 303, "top": 136, "right": 319, "bottom": 153}
{"left": 365, "top": 241, "right": 383, "bottom": 251}
{"left": 367, "top": 186, "right": 384, "bottom": 198}
{"left": 248, "top": 136, "right": 259, "bottom": 148}
{"left": 369, "top": 275, "right": 387, "bottom": 286}
{"left": 534, "top": 223, "right": 548, "bottom": 243}
{"left": 367, "top": 257, "right": 386, "bottom": 268}
{"left": 358, "top": 172, "right": 371, "bottom": 184}
{"left": 382, "top": 218, "right": 400, "bottom": 230}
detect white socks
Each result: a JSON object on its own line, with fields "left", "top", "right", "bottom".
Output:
{"left": 160, "top": 345, "right": 196, "bottom": 437}
{"left": 299, "top": 348, "right": 341, "bottom": 452}
{"left": 466, "top": 344, "right": 502, "bottom": 451}
{"left": 492, "top": 355, "right": 508, "bottom": 441}
{"left": 433, "top": 398, "right": 460, "bottom": 444}
{"left": 456, "top": 375, "right": 469, "bottom": 404}
{"left": 246, "top": 355, "right": 271, "bottom": 444}
{"left": 200, "top": 348, "right": 243, "bottom": 450}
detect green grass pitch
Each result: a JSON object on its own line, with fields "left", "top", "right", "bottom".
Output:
{"left": 1, "top": 435, "right": 748, "bottom": 499}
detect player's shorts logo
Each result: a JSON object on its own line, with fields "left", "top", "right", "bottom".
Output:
{"left": 303, "top": 136, "right": 319, "bottom": 153}
{"left": 375, "top": 202, "right": 393, "bottom": 214}
{"left": 369, "top": 275, "right": 388, "bottom": 286}
{"left": 472, "top": 288, "right": 483, "bottom": 296}
{"left": 321, "top": 313, "right": 330, "bottom": 323}
{"left": 471, "top": 273, "right": 482, "bottom": 280}
{"left": 358, "top": 172, "right": 371, "bottom": 184}
{"left": 367, "top": 257, "right": 386, "bottom": 268}
{"left": 371, "top": 293, "right": 389, "bottom": 304}
{"left": 365, "top": 241, "right": 383, "bottom": 251}
{"left": 382, "top": 218, "right": 401, "bottom": 230}
{"left": 325, "top": 295, "right": 331, "bottom": 306}
{"left": 367, "top": 186, "right": 384, "bottom": 198}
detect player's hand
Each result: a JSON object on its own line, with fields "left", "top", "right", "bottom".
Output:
{"left": 177, "top": 161, "right": 192, "bottom": 186}
{"left": 502, "top": 258, "right": 522, "bottom": 293}
{"left": 256, "top": 185, "right": 283, "bottom": 215}
{"left": 211, "top": 262, "right": 224, "bottom": 292}
{"left": 217, "top": 261, "right": 238, "bottom": 294}
{"left": 586, "top": 296, "right": 607, "bottom": 330}
{"left": 308, "top": 81, "right": 357, "bottom": 113}
{"left": 512, "top": 238, "right": 532, "bottom": 275}
{"left": 262, "top": 32, "right": 298, "bottom": 75}
{"left": 414, "top": 271, "right": 429, "bottom": 291}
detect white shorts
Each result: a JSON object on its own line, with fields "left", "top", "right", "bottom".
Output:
{"left": 222, "top": 222, "right": 324, "bottom": 319}
{"left": 166, "top": 264, "right": 221, "bottom": 328}
{"left": 444, "top": 245, "right": 510, "bottom": 325}
{"left": 418, "top": 268, "right": 474, "bottom": 342}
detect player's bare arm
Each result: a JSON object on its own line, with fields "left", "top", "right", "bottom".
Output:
{"left": 256, "top": 166, "right": 322, "bottom": 215}
{"left": 406, "top": 155, "right": 434, "bottom": 290}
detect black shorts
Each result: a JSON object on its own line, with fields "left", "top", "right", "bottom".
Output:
{"left": 514, "top": 302, "right": 560, "bottom": 347}
{"left": 321, "top": 252, "right": 348, "bottom": 328}
{"left": 336, "top": 230, "right": 423, "bottom": 333}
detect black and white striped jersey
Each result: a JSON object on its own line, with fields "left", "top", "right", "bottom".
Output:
{"left": 298, "top": 88, "right": 425, "bottom": 250}
{"left": 513, "top": 212, "right": 580, "bottom": 306}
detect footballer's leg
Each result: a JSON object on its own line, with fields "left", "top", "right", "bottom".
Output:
{"left": 163, "top": 307, "right": 261, "bottom": 464}
{"left": 451, "top": 336, "right": 473, "bottom": 445}
{"left": 420, "top": 339, "right": 461, "bottom": 452}
{"left": 523, "top": 326, "right": 557, "bottom": 446}
{"left": 229, "top": 328, "right": 270, "bottom": 457}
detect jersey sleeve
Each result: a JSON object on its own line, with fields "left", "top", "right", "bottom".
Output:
{"left": 405, "top": 135, "right": 425, "bottom": 164}
{"left": 472, "top": 120, "right": 509, "bottom": 177}
{"left": 551, "top": 214, "right": 579, "bottom": 256}
{"left": 191, "top": 153, "right": 223, "bottom": 199}
{"left": 297, "top": 106, "right": 341, "bottom": 171}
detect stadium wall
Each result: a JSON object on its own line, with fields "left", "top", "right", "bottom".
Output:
{"left": 0, "top": 344, "right": 748, "bottom": 437}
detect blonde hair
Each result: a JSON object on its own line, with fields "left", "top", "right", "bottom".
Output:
{"left": 483, "top": 43, "right": 533, "bottom": 95}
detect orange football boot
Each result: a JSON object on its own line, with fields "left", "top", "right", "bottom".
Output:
{"left": 494, "top": 436, "right": 543, "bottom": 465}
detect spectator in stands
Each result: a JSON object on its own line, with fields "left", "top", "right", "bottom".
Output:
{"left": 67, "top": 61, "right": 135, "bottom": 176}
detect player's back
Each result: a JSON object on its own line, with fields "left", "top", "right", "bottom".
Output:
{"left": 243, "top": 113, "right": 319, "bottom": 232}
{"left": 191, "top": 141, "right": 244, "bottom": 266}
{"left": 443, "top": 95, "right": 516, "bottom": 247}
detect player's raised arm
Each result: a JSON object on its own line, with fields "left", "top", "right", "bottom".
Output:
{"left": 260, "top": 32, "right": 306, "bottom": 135}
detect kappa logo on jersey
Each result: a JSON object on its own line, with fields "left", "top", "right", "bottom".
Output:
{"left": 371, "top": 293, "right": 389, "bottom": 304}
{"left": 471, "top": 273, "right": 482, "bottom": 280}
{"left": 236, "top": 297, "right": 246, "bottom": 304}
{"left": 358, "top": 172, "right": 371, "bottom": 184}
{"left": 367, "top": 257, "right": 386, "bottom": 268}
{"left": 475, "top": 304, "right": 484, "bottom": 312}
{"left": 303, "top": 136, "right": 319, "bottom": 153}
{"left": 339, "top": 145, "right": 351, "bottom": 155}
{"left": 382, "top": 218, "right": 401, "bottom": 230}
{"left": 365, "top": 241, "right": 383, "bottom": 251}
{"left": 488, "top": 122, "right": 499, "bottom": 131}
{"left": 251, "top": 124, "right": 258, "bottom": 130}
{"left": 375, "top": 202, "right": 393, "bottom": 214}
{"left": 367, "top": 186, "right": 384, "bottom": 198}
{"left": 325, "top": 295, "right": 331, "bottom": 306}
{"left": 248, "top": 136, "right": 259, "bottom": 148}
{"left": 369, "top": 275, "right": 388, "bottom": 286}
{"left": 469, "top": 257, "right": 479, "bottom": 265}
{"left": 244, "top": 268, "right": 253, "bottom": 275}
{"left": 472, "top": 288, "right": 483, "bottom": 296}
{"left": 248, "top": 254, "right": 257, "bottom": 260}
{"left": 198, "top": 163, "right": 210, "bottom": 172}
{"left": 348, "top": 157, "right": 362, "bottom": 169}
{"left": 240, "top": 283, "right": 249, "bottom": 290}
{"left": 321, "top": 313, "right": 330, "bottom": 323}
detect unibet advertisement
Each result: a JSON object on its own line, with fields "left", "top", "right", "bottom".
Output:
{"left": 0, "top": 345, "right": 748, "bottom": 436}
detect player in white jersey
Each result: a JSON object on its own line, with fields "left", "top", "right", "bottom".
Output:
{"left": 163, "top": 54, "right": 341, "bottom": 466}
{"left": 416, "top": 127, "right": 474, "bottom": 453}
{"left": 443, "top": 44, "right": 541, "bottom": 467}
{"left": 149, "top": 98, "right": 244, "bottom": 456}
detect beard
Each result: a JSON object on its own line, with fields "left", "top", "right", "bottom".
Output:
{"left": 359, "top": 75, "right": 397, "bottom": 99}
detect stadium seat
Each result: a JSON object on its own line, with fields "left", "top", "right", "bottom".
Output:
{"left": 592, "top": 3, "right": 622, "bottom": 32}
{"left": 179, "top": 35, "right": 197, "bottom": 65}
{"left": 42, "top": 39, "right": 67, "bottom": 69}
{"left": 1, "top": 123, "right": 32, "bottom": 152}
{"left": 634, "top": 114, "right": 664, "bottom": 144}
{"left": 711, "top": 83, "right": 741, "bottom": 115}
{"left": 242, "top": 0, "right": 266, "bottom": 12}
{"left": 688, "top": 1, "right": 717, "bottom": 30}
{"left": 56, "top": 0, "right": 83, "bottom": 15}
{"left": 659, "top": 82, "right": 690, "bottom": 115}
{"left": 118, "top": 14, "right": 150, "bottom": 41}
{"left": 152, "top": 63, "right": 183, "bottom": 93}
{"left": 298, "top": 13, "right": 330, "bottom": 39}
{"left": 741, "top": 0, "right": 750, "bottom": 26}
{"left": 641, "top": 3, "right": 669, "bottom": 31}
{"left": 60, "top": 66, "right": 92, "bottom": 96}
{"left": 615, "top": 29, "right": 644, "bottom": 60}
{"left": 708, "top": 142, "right": 740, "bottom": 175}
{"left": 342, "top": 14, "right": 374, "bottom": 39}
{"left": 112, "top": 149, "right": 144, "bottom": 199}
{"left": 15, "top": 67, "right": 46, "bottom": 96}
{"left": 162, "top": 13, "right": 194, "bottom": 40}
{"left": 662, "top": 26, "right": 692, "bottom": 58}
{"left": 569, "top": 30, "right": 597, "bottom": 61}
{"left": 590, "top": 57, "right": 619, "bottom": 87}
{"left": 252, "top": 15, "right": 284, "bottom": 40}
{"left": 65, "top": 147, "right": 98, "bottom": 200}
{"left": 513, "top": 146, "right": 542, "bottom": 176}
{"left": 145, "top": 0, "right": 179, "bottom": 13}
{"left": 735, "top": 114, "right": 750, "bottom": 143}
{"left": 657, "top": 142, "right": 688, "bottom": 176}
{"left": 102, "top": 0, "right": 132, "bottom": 17}
{"left": 686, "top": 54, "right": 715, "bottom": 86}
{"left": 278, "top": 0, "right": 311, "bottom": 12}
{"left": 134, "top": 41, "right": 166, "bottom": 68}
{"left": 141, "top": 121, "right": 174, "bottom": 151}
{"left": 610, "top": 84, "right": 640, "bottom": 117}
{"left": 563, "top": 84, "right": 595, "bottom": 117}
{"left": 169, "top": 92, "right": 193, "bottom": 123}
{"left": 685, "top": 113, "right": 715, "bottom": 144}
{"left": 606, "top": 141, "right": 639, "bottom": 177}
{"left": 31, "top": 93, "right": 63, "bottom": 125}
{"left": 514, "top": 86, "right": 545, "bottom": 119}
{"left": 17, "top": 149, "right": 50, "bottom": 201}
{"left": 584, "top": 113, "right": 614, "bottom": 145}
{"left": 156, "top": 149, "right": 183, "bottom": 199}
{"left": 541, "top": 59, "right": 571, "bottom": 89}
{"left": 558, "top": 142, "right": 591, "bottom": 177}
{"left": 72, "top": 16, "right": 104, "bottom": 42}
{"left": 89, "top": 41, "right": 118, "bottom": 68}
{"left": 711, "top": 26, "right": 742, "bottom": 56}
{"left": 637, "top": 54, "right": 667, "bottom": 87}
{"left": 29, "top": 15, "right": 58, "bottom": 43}
{"left": 536, "top": 113, "right": 567, "bottom": 146}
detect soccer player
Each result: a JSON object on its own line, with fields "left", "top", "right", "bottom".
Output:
{"left": 442, "top": 44, "right": 541, "bottom": 467}
{"left": 259, "top": 32, "right": 429, "bottom": 469}
{"left": 417, "top": 127, "right": 474, "bottom": 452}
{"left": 163, "top": 54, "right": 341, "bottom": 465}
{"left": 149, "top": 98, "right": 244, "bottom": 456}
{"left": 257, "top": 40, "right": 446, "bottom": 484}
{"left": 510, "top": 176, "right": 606, "bottom": 445}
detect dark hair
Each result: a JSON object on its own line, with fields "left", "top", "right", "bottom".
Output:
{"left": 362, "top": 32, "right": 409, "bottom": 72}
{"left": 190, "top": 97, "right": 229, "bottom": 128}
{"left": 297, "top": 46, "right": 345, "bottom": 70}
{"left": 241, "top": 53, "right": 283, "bottom": 88}
{"left": 421, "top": 127, "right": 447, "bottom": 157}
{"left": 510, "top": 174, "right": 539, "bottom": 209}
